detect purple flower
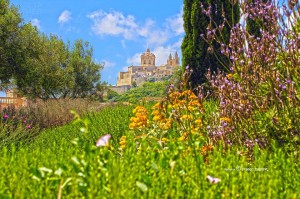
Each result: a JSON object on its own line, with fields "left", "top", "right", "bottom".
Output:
{"left": 96, "top": 134, "right": 111, "bottom": 147}
{"left": 3, "top": 114, "right": 9, "bottom": 119}
{"left": 26, "top": 125, "right": 31, "bottom": 129}
{"left": 207, "top": 175, "right": 221, "bottom": 184}
{"left": 282, "top": 85, "right": 287, "bottom": 90}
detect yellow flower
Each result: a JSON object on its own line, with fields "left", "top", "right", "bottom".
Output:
{"left": 194, "top": 119, "right": 203, "bottom": 127}
{"left": 119, "top": 140, "right": 126, "bottom": 145}
{"left": 153, "top": 115, "right": 164, "bottom": 121}
{"left": 129, "top": 123, "right": 137, "bottom": 129}
{"left": 220, "top": 117, "right": 231, "bottom": 123}
{"left": 129, "top": 106, "right": 149, "bottom": 129}
{"left": 191, "top": 127, "right": 199, "bottom": 134}
{"left": 178, "top": 136, "right": 185, "bottom": 141}
{"left": 169, "top": 91, "right": 181, "bottom": 100}
{"left": 183, "top": 132, "right": 189, "bottom": 137}
{"left": 201, "top": 144, "right": 214, "bottom": 155}
{"left": 227, "top": 73, "right": 233, "bottom": 79}
{"left": 152, "top": 110, "right": 160, "bottom": 115}
{"left": 161, "top": 137, "right": 169, "bottom": 142}
{"left": 180, "top": 114, "right": 193, "bottom": 120}
{"left": 189, "top": 100, "right": 201, "bottom": 107}
{"left": 119, "top": 136, "right": 127, "bottom": 149}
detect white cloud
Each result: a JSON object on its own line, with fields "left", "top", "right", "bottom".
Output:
{"left": 166, "top": 8, "right": 184, "bottom": 35}
{"left": 126, "top": 39, "right": 182, "bottom": 67}
{"left": 153, "top": 46, "right": 172, "bottom": 66}
{"left": 102, "top": 59, "right": 116, "bottom": 69}
{"left": 126, "top": 53, "right": 140, "bottom": 66}
{"left": 88, "top": 10, "right": 138, "bottom": 39}
{"left": 137, "top": 19, "right": 155, "bottom": 37}
{"left": 30, "top": 18, "right": 41, "bottom": 29}
{"left": 58, "top": 10, "right": 72, "bottom": 24}
{"left": 87, "top": 9, "right": 184, "bottom": 46}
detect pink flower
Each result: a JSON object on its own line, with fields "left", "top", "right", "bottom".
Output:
{"left": 96, "top": 134, "right": 111, "bottom": 147}
{"left": 4, "top": 114, "right": 9, "bottom": 119}
{"left": 207, "top": 175, "right": 221, "bottom": 184}
{"left": 26, "top": 125, "right": 31, "bottom": 129}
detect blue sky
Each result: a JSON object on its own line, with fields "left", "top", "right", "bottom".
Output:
{"left": 10, "top": 0, "right": 184, "bottom": 86}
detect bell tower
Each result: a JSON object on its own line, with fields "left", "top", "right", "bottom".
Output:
{"left": 141, "top": 48, "right": 155, "bottom": 66}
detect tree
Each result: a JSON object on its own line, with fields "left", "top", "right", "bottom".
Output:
{"left": 69, "top": 40, "right": 103, "bottom": 98}
{"left": 0, "top": 0, "right": 23, "bottom": 83}
{"left": 15, "top": 25, "right": 74, "bottom": 100}
{"left": 17, "top": 34, "right": 104, "bottom": 100}
{"left": 181, "top": 0, "right": 240, "bottom": 88}
{"left": 182, "top": 0, "right": 210, "bottom": 88}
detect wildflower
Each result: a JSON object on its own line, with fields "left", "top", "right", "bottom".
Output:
{"left": 26, "top": 125, "right": 31, "bottom": 129}
{"left": 161, "top": 119, "right": 172, "bottom": 130}
{"left": 96, "top": 134, "right": 111, "bottom": 147}
{"left": 119, "top": 136, "right": 127, "bottom": 149}
{"left": 226, "top": 74, "right": 233, "bottom": 79}
{"left": 3, "top": 114, "right": 9, "bottom": 119}
{"left": 194, "top": 119, "right": 203, "bottom": 127}
{"left": 161, "top": 137, "right": 169, "bottom": 142}
{"left": 191, "top": 127, "right": 199, "bottom": 134}
{"left": 220, "top": 117, "right": 231, "bottom": 123}
{"left": 129, "top": 106, "right": 149, "bottom": 130}
{"left": 201, "top": 144, "right": 213, "bottom": 155}
{"left": 180, "top": 115, "right": 193, "bottom": 120}
{"left": 206, "top": 175, "right": 221, "bottom": 184}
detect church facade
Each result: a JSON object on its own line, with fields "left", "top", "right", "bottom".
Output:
{"left": 117, "top": 48, "right": 180, "bottom": 87}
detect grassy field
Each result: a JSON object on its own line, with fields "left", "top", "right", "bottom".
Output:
{"left": 0, "top": 103, "right": 298, "bottom": 198}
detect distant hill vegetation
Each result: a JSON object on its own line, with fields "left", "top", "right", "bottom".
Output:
{"left": 113, "top": 81, "right": 169, "bottom": 103}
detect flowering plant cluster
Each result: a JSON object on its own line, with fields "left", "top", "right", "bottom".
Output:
{"left": 198, "top": 0, "right": 300, "bottom": 149}
{"left": 126, "top": 82, "right": 213, "bottom": 158}
{"left": 0, "top": 110, "right": 35, "bottom": 145}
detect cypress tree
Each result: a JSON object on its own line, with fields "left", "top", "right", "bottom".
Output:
{"left": 182, "top": 0, "right": 210, "bottom": 88}
{"left": 181, "top": 0, "right": 240, "bottom": 88}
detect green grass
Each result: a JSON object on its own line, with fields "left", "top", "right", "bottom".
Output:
{"left": 0, "top": 104, "right": 298, "bottom": 198}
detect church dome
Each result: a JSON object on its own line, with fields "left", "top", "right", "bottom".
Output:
{"left": 141, "top": 48, "right": 155, "bottom": 66}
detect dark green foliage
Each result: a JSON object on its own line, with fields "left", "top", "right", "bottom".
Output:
{"left": 182, "top": 0, "right": 240, "bottom": 88}
{"left": 0, "top": 0, "right": 104, "bottom": 100}
{"left": 182, "top": 0, "right": 210, "bottom": 88}
{"left": 107, "top": 89, "right": 119, "bottom": 100}
{"left": 0, "top": 0, "right": 23, "bottom": 83}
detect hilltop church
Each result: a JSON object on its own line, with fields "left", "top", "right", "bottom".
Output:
{"left": 117, "top": 48, "right": 180, "bottom": 87}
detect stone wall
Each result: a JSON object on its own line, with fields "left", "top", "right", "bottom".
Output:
{"left": 109, "top": 85, "right": 131, "bottom": 94}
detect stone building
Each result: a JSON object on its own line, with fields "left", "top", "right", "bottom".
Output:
{"left": 117, "top": 48, "right": 179, "bottom": 87}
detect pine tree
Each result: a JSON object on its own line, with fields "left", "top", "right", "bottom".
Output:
{"left": 181, "top": 0, "right": 240, "bottom": 88}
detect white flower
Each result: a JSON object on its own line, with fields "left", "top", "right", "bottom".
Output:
{"left": 207, "top": 175, "right": 221, "bottom": 184}
{"left": 96, "top": 134, "right": 111, "bottom": 147}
